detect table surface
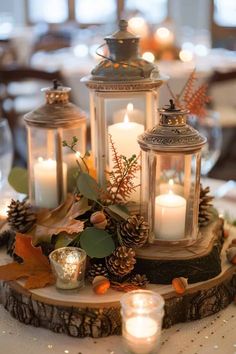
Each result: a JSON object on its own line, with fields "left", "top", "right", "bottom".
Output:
{"left": 0, "top": 178, "right": 236, "bottom": 354}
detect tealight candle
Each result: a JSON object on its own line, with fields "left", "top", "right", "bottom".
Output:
{"left": 34, "top": 158, "right": 67, "bottom": 209}
{"left": 120, "top": 290, "right": 164, "bottom": 354}
{"left": 49, "top": 247, "right": 87, "bottom": 290}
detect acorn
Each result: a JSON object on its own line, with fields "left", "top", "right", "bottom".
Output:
{"left": 90, "top": 211, "right": 107, "bottom": 230}
{"left": 92, "top": 276, "right": 110, "bottom": 295}
{"left": 172, "top": 277, "right": 188, "bottom": 294}
{"left": 226, "top": 247, "right": 236, "bottom": 265}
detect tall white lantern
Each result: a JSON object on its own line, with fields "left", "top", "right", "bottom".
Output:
{"left": 82, "top": 20, "right": 164, "bottom": 204}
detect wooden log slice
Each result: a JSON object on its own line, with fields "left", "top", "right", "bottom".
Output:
{"left": 135, "top": 218, "right": 224, "bottom": 284}
{"left": 0, "top": 224, "right": 235, "bottom": 338}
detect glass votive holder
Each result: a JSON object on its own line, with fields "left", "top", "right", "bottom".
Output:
{"left": 49, "top": 247, "right": 87, "bottom": 290}
{"left": 120, "top": 290, "right": 165, "bottom": 354}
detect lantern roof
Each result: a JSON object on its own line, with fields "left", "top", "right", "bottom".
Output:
{"left": 82, "top": 19, "right": 165, "bottom": 88}
{"left": 24, "top": 80, "right": 87, "bottom": 129}
{"left": 138, "top": 100, "right": 207, "bottom": 152}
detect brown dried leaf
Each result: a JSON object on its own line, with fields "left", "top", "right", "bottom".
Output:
{"left": 0, "top": 234, "right": 55, "bottom": 289}
{"left": 29, "top": 194, "right": 84, "bottom": 245}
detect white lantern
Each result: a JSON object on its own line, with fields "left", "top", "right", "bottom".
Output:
{"left": 138, "top": 101, "right": 207, "bottom": 245}
{"left": 24, "top": 82, "right": 87, "bottom": 209}
{"left": 82, "top": 20, "right": 164, "bottom": 204}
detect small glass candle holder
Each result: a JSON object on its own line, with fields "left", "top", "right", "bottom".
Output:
{"left": 120, "top": 290, "right": 165, "bottom": 354}
{"left": 49, "top": 247, "right": 87, "bottom": 290}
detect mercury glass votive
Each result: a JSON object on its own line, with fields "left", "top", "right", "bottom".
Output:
{"left": 120, "top": 290, "right": 165, "bottom": 354}
{"left": 49, "top": 247, "right": 87, "bottom": 290}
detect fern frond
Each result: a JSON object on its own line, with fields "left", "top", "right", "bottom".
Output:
{"left": 102, "top": 140, "right": 141, "bottom": 204}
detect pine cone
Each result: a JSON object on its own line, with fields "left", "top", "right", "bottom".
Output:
{"left": 7, "top": 199, "right": 36, "bottom": 233}
{"left": 106, "top": 246, "right": 136, "bottom": 277}
{"left": 129, "top": 274, "right": 149, "bottom": 288}
{"left": 87, "top": 263, "right": 109, "bottom": 283}
{"left": 118, "top": 215, "right": 149, "bottom": 248}
{"left": 198, "top": 185, "right": 214, "bottom": 226}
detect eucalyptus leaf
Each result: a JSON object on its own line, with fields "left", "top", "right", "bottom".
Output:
{"left": 8, "top": 167, "right": 28, "bottom": 195}
{"left": 107, "top": 204, "right": 130, "bottom": 220}
{"left": 77, "top": 172, "right": 99, "bottom": 201}
{"left": 80, "top": 227, "right": 115, "bottom": 258}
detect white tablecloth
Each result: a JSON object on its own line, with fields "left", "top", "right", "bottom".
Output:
{"left": 0, "top": 302, "right": 235, "bottom": 354}
{"left": 0, "top": 178, "right": 236, "bottom": 354}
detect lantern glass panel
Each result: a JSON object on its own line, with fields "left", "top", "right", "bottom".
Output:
{"left": 141, "top": 150, "right": 201, "bottom": 244}
{"left": 27, "top": 123, "right": 86, "bottom": 209}
{"left": 90, "top": 90, "right": 157, "bottom": 203}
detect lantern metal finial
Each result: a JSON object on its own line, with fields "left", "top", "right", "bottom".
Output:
{"left": 119, "top": 19, "right": 129, "bottom": 32}
{"left": 42, "top": 80, "right": 71, "bottom": 105}
{"left": 168, "top": 99, "right": 176, "bottom": 110}
{"left": 52, "top": 79, "right": 61, "bottom": 89}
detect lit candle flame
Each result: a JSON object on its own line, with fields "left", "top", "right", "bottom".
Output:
{"left": 127, "top": 103, "right": 133, "bottom": 113}
{"left": 124, "top": 112, "right": 129, "bottom": 124}
{"left": 66, "top": 253, "right": 77, "bottom": 264}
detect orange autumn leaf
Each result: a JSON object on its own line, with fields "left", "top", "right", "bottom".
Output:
{"left": 0, "top": 233, "right": 55, "bottom": 289}
{"left": 15, "top": 233, "right": 49, "bottom": 267}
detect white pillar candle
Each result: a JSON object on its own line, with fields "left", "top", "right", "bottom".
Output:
{"left": 124, "top": 316, "right": 160, "bottom": 354}
{"left": 155, "top": 192, "right": 186, "bottom": 240}
{"left": 108, "top": 112, "right": 144, "bottom": 202}
{"left": 34, "top": 158, "right": 67, "bottom": 209}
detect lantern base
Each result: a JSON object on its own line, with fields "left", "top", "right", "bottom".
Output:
{"left": 149, "top": 234, "right": 198, "bottom": 247}
{"left": 135, "top": 217, "right": 224, "bottom": 284}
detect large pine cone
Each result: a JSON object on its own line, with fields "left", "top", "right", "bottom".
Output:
{"left": 106, "top": 246, "right": 136, "bottom": 277}
{"left": 87, "top": 263, "right": 109, "bottom": 283}
{"left": 198, "top": 185, "right": 214, "bottom": 226}
{"left": 118, "top": 215, "right": 149, "bottom": 248}
{"left": 7, "top": 199, "right": 36, "bottom": 233}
